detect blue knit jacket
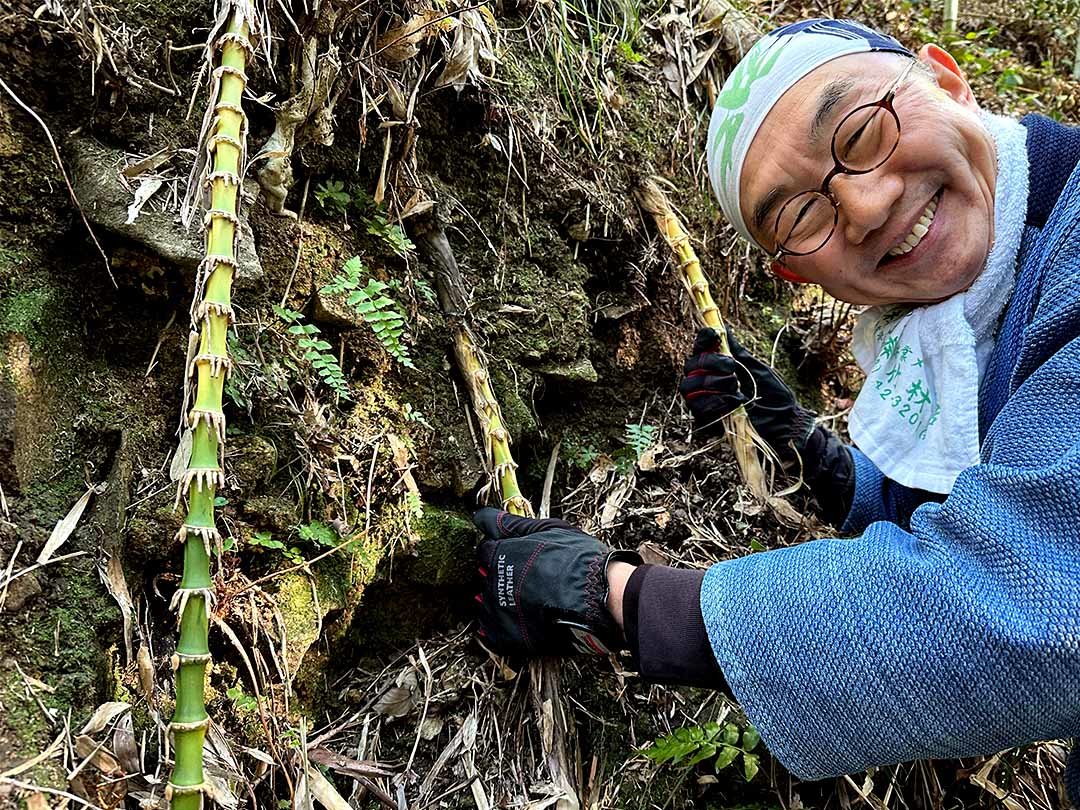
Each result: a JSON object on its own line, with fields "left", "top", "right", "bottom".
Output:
{"left": 699, "top": 114, "right": 1080, "bottom": 792}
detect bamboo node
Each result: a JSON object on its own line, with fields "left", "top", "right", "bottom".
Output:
{"left": 182, "top": 467, "right": 226, "bottom": 494}
{"left": 202, "top": 207, "right": 242, "bottom": 230}
{"left": 168, "top": 718, "right": 210, "bottom": 734}
{"left": 175, "top": 524, "right": 221, "bottom": 556}
{"left": 188, "top": 408, "right": 227, "bottom": 442}
{"left": 492, "top": 460, "right": 519, "bottom": 478}
{"left": 165, "top": 781, "right": 208, "bottom": 799}
{"left": 173, "top": 651, "right": 213, "bottom": 668}
{"left": 198, "top": 253, "right": 239, "bottom": 272}
{"left": 193, "top": 299, "right": 235, "bottom": 323}
{"left": 205, "top": 132, "right": 244, "bottom": 155}
{"left": 215, "top": 31, "right": 254, "bottom": 57}
{"left": 503, "top": 495, "right": 534, "bottom": 516}
{"left": 191, "top": 352, "right": 233, "bottom": 378}
{"left": 473, "top": 369, "right": 488, "bottom": 384}
{"left": 203, "top": 168, "right": 242, "bottom": 187}
{"left": 491, "top": 428, "right": 507, "bottom": 442}
{"left": 170, "top": 587, "right": 217, "bottom": 626}
{"left": 212, "top": 100, "right": 246, "bottom": 116}
{"left": 212, "top": 63, "right": 248, "bottom": 84}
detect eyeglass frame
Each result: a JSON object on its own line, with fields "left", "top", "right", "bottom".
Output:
{"left": 771, "top": 57, "right": 920, "bottom": 260}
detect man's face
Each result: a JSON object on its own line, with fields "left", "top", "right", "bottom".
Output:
{"left": 740, "top": 47, "right": 998, "bottom": 306}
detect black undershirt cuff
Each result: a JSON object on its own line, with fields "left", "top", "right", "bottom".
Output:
{"left": 623, "top": 564, "right": 729, "bottom": 691}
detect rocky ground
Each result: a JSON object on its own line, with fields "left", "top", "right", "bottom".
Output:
{"left": 0, "top": 0, "right": 1077, "bottom": 807}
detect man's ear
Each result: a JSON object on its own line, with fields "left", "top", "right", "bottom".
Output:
{"left": 917, "top": 44, "right": 978, "bottom": 108}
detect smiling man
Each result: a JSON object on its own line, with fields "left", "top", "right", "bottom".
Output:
{"left": 472, "top": 18, "right": 1080, "bottom": 801}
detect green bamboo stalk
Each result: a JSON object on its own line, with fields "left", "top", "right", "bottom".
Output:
{"left": 168, "top": 5, "right": 255, "bottom": 808}
{"left": 943, "top": 0, "right": 958, "bottom": 32}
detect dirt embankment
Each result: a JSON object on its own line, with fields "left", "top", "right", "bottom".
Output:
{"left": 1, "top": 0, "right": 1076, "bottom": 807}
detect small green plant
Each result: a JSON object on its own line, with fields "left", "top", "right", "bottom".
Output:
{"left": 623, "top": 422, "right": 658, "bottom": 461}
{"left": 312, "top": 179, "right": 415, "bottom": 256}
{"left": 403, "top": 402, "right": 433, "bottom": 430}
{"left": 296, "top": 520, "right": 338, "bottom": 548}
{"left": 322, "top": 257, "right": 415, "bottom": 369}
{"left": 248, "top": 530, "right": 302, "bottom": 563}
{"left": 273, "top": 304, "right": 352, "bottom": 400}
{"left": 314, "top": 180, "right": 351, "bottom": 217}
{"left": 405, "top": 490, "right": 424, "bottom": 521}
{"left": 565, "top": 440, "right": 600, "bottom": 471}
{"left": 644, "top": 721, "right": 762, "bottom": 781}
{"left": 413, "top": 277, "right": 437, "bottom": 305}
{"left": 365, "top": 211, "right": 415, "bottom": 257}
{"left": 617, "top": 39, "right": 644, "bottom": 63}
{"left": 226, "top": 684, "right": 259, "bottom": 712}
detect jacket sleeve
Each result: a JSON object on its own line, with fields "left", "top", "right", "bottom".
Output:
{"left": 840, "top": 446, "right": 944, "bottom": 533}
{"left": 698, "top": 322, "right": 1080, "bottom": 779}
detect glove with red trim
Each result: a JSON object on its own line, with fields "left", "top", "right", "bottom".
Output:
{"left": 473, "top": 508, "right": 641, "bottom": 657}
{"left": 679, "top": 326, "right": 816, "bottom": 456}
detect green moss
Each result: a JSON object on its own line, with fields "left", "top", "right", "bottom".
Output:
{"left": 0, "top": 554, "right": 117, "bottom": 785}
{"left": 0, "top": 286, "right": 50, "bottom": 343}
{"left": 0, "top": 664, "right": 66, "bottom": 787}
{"left": 242, "top": 495, "right": 299, "bottom": 533}
{"left": 229, "top": 434, "right": 279, "bottom": 495}
{"left": 490, "top": 365, "right": 538, "bottom": 442}
{"left": 408, "top": 506, "right": 476, "bottom": 587}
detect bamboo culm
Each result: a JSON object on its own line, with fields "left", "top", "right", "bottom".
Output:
{"left": 634, "top": 180, "right": 776, "bottom": 503}
{"left": 167, "top": 7, "right": 253, "bottom": 808}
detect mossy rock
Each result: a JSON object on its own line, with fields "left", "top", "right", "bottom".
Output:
{"left": 242, "top": 495, "right": 299, "bottom": 534}
{"left": 228, "top": 434, "right": 279, "bottom": 495}
{"left": 406, "top": 506, "right": 477, "bottom": 587}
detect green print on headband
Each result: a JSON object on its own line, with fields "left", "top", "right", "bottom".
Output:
{"left": 711, "top": 38, "right": 788, "bottom": 188}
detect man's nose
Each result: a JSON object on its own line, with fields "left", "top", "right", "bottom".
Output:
{"left": 831, "top": 172, "right": 903, "bottom": 246}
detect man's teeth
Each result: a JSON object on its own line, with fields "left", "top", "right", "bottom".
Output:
{"left": 887, "top": 197, "right": 938, "bottom": 257}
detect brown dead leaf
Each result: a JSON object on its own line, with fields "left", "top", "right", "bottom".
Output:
{"left": 122, "top": 147, "right": 173, "bottom": 178}
{"left": 386, "top": 434, "right": 420, "bottom": 497}
{"left": 636, "top": 541, "right": 669, "bottom": 565}
{"left": 377, "top": 11, "right": 448, "bottom": 63}
{"left": 111, "top": 712, "right": 139, "bottom": 775}
{"left": 433, "top": 22, "right": 475, "bottom": 89}
{"left": 75, "top": 734, "right": 123, "bottom": 777}
{"left": 372, "top": 686, "right": 414, "bottom": 717}
{"left": 306, "top": 765, "right": 352, "bottom": 810}
{"left": 99, "top": 551, "right": 134, "bottom": 664}
{"left": 137, "top": 643, "right": 154, "bottom": 703}
{"left": 37, "top": 482, "right": 106, "bottom": 564}
{"left": 636, "top": 443, "right": 664, "bottom": 471}
{"left": 419, "top": 716, "right": 444, "bottom": 740}
{"left": 80, "top": 702, "right": 130, "bottom": 735}
{"left": 600, "top": 474, "right": 635, "bottom": 528}
{"left": 307, "top": 747, "right": 396, "bottom": 779}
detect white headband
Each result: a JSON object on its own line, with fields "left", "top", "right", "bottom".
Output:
{"left": 707, "top": 19, "right": 911, "bottom": 247}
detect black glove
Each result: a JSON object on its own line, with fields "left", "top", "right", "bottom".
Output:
{"left": 679, "top": 326, "right": 855, "bottom": 525}
{"left": 473, "top": 508, "right": 642, "bottom": 657}
{"left": 679, "top": 326, "right": 816, "bottom": 456}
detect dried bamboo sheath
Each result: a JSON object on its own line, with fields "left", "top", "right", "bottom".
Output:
{"left": 453, "top": 326, "right": 533, "bottom": 517}
{"left": 168, "top": 8, "right": 253, "bottom": 808}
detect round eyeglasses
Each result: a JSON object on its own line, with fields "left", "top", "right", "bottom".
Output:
{"left": 774, "top": 58, "right": 918, "bottom": 258}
